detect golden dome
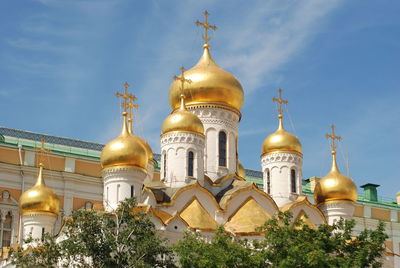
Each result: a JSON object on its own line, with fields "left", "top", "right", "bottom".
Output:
{"left": 136, "top": 136, "right": 153, "bottom": 163}
{"left": 162, "top": 95, "right": 204, "bottom": 135}
{"left": 19, "top": 164, "right": 60, "bottom": 216}
{"left": 314, "top": 151, "right": 358, "bottom": 205}
{"left": 169, "top": 45, "right": 244, "bottom": 114}
{"left": 237, "top": 160, "right": 246, "bottom": 179}
{"left": 101, "top": 112, "right": 148, "bottom": 170}
{"left": 262, "top": 115, "right": 302, "bottom": 156}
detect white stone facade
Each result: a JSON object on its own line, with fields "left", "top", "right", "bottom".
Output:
{"left": 317, "top": 201, "right": 355, "bottom": 225}
{"left": 21, "top": 214, "right": 57, "bottom": 242}
{"left": 261, "top": 151, "right": 303, "bottom": 207}
{"left": 102, "top": 166, "right": 146, "bottom": 211}
{"left": 190, "top": 107, "right": 239, "bottom": 182}
{"left": 160, "top": 132, "right": 205, "bottom": 188}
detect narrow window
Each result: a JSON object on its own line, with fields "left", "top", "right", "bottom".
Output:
{"left": 267, "top": 170, "right": 271, "bottom": 194}
{"left": 291, "top": 169, "right": 296, "bottom": 193}
{"left": 41, "top": 227, "right": 45, "bottom": 241}
{"left": 106, "top": 187, "right": 109, "bottom": 204}
{"left": 130, "top": 185, "right": 134, "bottom": 198}
{"left": 188, "top": 151, "right": 194, "bottom": 177}
{"left": 163, "top": 152, "right": 167, "bottom": 179}
{"left": 218, "top": 131, "right": 227, "bottom": 167}
{"left": 1, "top": 212, "right": 12, "bottom": 247}
{"left": 117, "top": 184, "right": 120, "bottom": 202}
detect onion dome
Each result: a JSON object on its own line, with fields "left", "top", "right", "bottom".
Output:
{"left": 314, "top": 151, "right": 358, "bottom": 205}
{"left": 237, "top": 160, "right": 246, "bottom": 179}
{"left": 127, "top": 117, "right": 154, "bottom": 164}
{"left": 262, "top": 114, "right": 302, "bottom": 156}
{"left": 19, "top": 164, "right": 60, "bottom": 216}
{"left": 162, "top": 95, "right": 204, "bottom": 135}
{"left": 101, "top": 112, "right": 148, "bottom": 170}
{"left": 169, "top": 45, "right": 244, "bottom": 114}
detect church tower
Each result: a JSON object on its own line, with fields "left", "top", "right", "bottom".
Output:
{"left": 168, "top": 12, "right": 244, "bottom": 182}
{"left": 100, "top": 83, "right": 148, "bottom": 211}
{"left": 161, "top": 67, "right": 205, "bottom": 188}
{"left": 314, "top": 125, "right": 358, "bottom": 224}
{"left": 261, "top": 89, "right": 303, "bottom": 207}
{"left": 19, "top": 163, "right": 60, "bottom": 243}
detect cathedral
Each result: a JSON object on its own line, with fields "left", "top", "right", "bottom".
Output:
{"left": 0, "top": 12, "right": 399, "bottom": 267}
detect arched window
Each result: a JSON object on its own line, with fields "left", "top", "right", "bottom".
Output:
{"left": 267, "top": 169, "right": 271, "bottom": 194}
{"left": 1, "top": 211, "right": 12, "bottom": 247}
{"left": 163, "top": 152, "right": 167, "bottom": 179}
{"left": 218, "top": 131, "right": 227, "bottom": 167}
{"left": 117, "top": 184, "right": 120, "bottom": 202}
{"left": 130, "top": 185, "right": 134, "bottom": 198}
{"left": 188, "top": 151, "right": 194, "bottom": 177}
{"left": 291, "top": 169, "right": 296, "bottom": 193}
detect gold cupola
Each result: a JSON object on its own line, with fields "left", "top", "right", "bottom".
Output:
{"left": 237, "top": 160, "right": 246, "bottom": 179}
{"left": 162, "top": 94, "right": 204, "bottom": 136}
{"left": 314, "top": 126, "right": 358, "bottom": 205}
{"left": 19, "top": 163, "right": 60, "bottom": 216}
{"left": 169, "top": 11, "right": 244, "bottom": 114}
{"left": 261, "top": 89, "right": 302, "bottom": 156}
{"left": 100, "top": 83, "right": 148, "bottom": 170}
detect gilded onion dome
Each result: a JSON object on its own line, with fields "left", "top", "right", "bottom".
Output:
{"left": 262, "top": 114, "right": 302, "bottom": 156}
{"left": 314, "top": 150, "right": 358, "bottom": 205}
{"left": 169, "top": 45, "right": 244, "bottom": 114}
{"left": 162, "top": 95, "right": 204, "bottom": 135}
{"left": 100, "top": 112, "right": 148, "bottom": 170}
{"left": 127, "top": 117, "right": 153, "bottom": 164}
{"left": 237, "top": 160, "right": 246, "bottom": 179}
{"left": 19, "top": 163, "right": 60, "bottom": 216}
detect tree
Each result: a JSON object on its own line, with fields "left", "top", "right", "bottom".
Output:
{"left": 11, "top": 197, "right": 175, "bottom": 268}
{"left": 174, "top": 212, "right": 388, "bottom": 268}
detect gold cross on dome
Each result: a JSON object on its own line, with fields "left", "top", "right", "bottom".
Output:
{"left": 272, "top": 88, "right": 288, "bottom": 116}
{"left": 174, "top": 66, "right": 192, "bottom": 95}
{"left": 116, "top": 82, "right": 133, "bottom": 113}
{"left": 196, "top": 10, "right": 217, "bottom": 46}
{"left": 35, "top": 137, "right": 51, "bottom": 165}
{"left": 325, "top": 124, "right": 342, "bottom": 151}
{"left": 127, "top": 94, "right": 139, "bottom": 122}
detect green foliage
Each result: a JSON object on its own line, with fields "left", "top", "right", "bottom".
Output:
{"left": 175, "top": 212, "right": 388, "bottom": 268}
{"left": 11, "top": 197, "right": 175, "bottom": 268}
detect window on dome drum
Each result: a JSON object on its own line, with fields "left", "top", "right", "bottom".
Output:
{"left": 1, "top": 211, "right": 12, "bottom": 247}
{"left": 41, "top": 227, "right": 45, "bottom": 241}
{"left": 267, "top": 169, "right": 271, "bottom": 194}
{"left": 188, "top": 151, "right": 194, "bottom": 177}
{"left": 218, "top": 131, "right": 227, "bottom": 167}
{"left": 163, "top": 152, "right": 167, "bottom": 179}
{"left": 130, "top": 185, "right": 134, "bottom": 198}
{"left": 291, "top": 169, "right": 296, "bottom": 193}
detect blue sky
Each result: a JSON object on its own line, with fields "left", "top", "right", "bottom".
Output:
{"left": 1, "top": 0, "right": 399, "bottom": 199}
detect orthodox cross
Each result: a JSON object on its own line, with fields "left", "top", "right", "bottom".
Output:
{"left": 195, "top": 10, "right": 217, "bottom": 46}
{"left": 127, "top": 93, "right": 139, "bottom": 132}
{"left": 325, "top": 124, "right": 342, "bottom": 151}
{"left": 35, "top": 137, "right": 51, "bottom": 165}
{"left": 272, "top": 88, "right": 288, "bottom": 116}
{"left": 174, "top": 66, "right": 192, "bottom": 96}
{"left": 116, "top": 82, "right": 133, "bottom": 113}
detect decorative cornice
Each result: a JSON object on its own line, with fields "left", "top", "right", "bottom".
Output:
{"left": 261, "top": 152, "right": 303, "bottom": 165}
{"left": 161, "top": 132, "right": 205, "bottom": 147}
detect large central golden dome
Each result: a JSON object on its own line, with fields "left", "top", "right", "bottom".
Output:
{"left": 19, "top": 164, "right": 60, "bottom": 216}
{"left": 169, "top": 45, "right": 244, "bottom": 113}
{"left": 162, "top": 95, "right": 204, "bottom": 135}
{"left": 262, "top": 115, "right": 302, "bottom": 156}
{"left": 101, "top": 112, "right": 148, "bottom": 170}
{"left": 314, "top": 151, "right": 358, "bottom": 205}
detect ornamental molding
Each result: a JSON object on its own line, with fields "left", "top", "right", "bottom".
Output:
{"left": 161, "top": 132, "right": 205, "bottom": 147}
{"left": 199, "top": 118, "right": 237, "bottom": 131}
{"left": 261, "top": 152, "right": 302, "bottom": 165}
{"left": 102, "top": 166, "right": 147, "bottom": 180}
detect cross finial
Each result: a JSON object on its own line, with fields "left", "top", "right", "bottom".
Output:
{"left": 174, "top": 66, "right": 192, "bottom": 95}
{"left": 116, "top": 82, "right": 133, "bottom": 113}
{"left": 272, "top": 88, "right": 288, "bottom": 116}
{"left": 127, "top": 94, "right": 139, "bottom": 133}
{"left": 35, "top": 136, "right": 51, "bottom": 166}
{"left": 325, "top": 124, "right": 342, "bottom": 152}
{"left": 196, "top": 10, "right": 217, "bottom": 47}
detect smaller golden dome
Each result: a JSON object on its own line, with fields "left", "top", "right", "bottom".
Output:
{"left": 262, "top": 115, "right": 302, "bottom": 156}
{"left": 101, "top": 112, "right": 148, "bottom": 170}
{"left": 237, "top": 160, "right": 246, "bottom": 179}
{"left": 19, "top": 164, "right": 60, "bottom": 216}
{"left": 314, "top": 151, "right": 358, "bottom": 205}
{"left": 161, "top": 95, "right": 204, "bottom": 136}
